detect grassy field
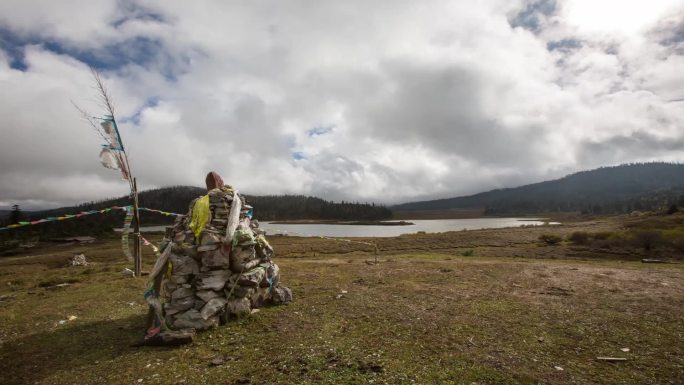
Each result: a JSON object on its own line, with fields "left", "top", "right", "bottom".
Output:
{"left": 0, "top": 217, "right": 682, "bottom": 384}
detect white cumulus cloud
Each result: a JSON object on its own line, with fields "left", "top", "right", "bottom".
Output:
{"left": 0, "top": 0, "right": 683, "bottom": 209}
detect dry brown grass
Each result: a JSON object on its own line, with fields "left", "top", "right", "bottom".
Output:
{"left": 0, "top": 219, "right": 682, "bottom": 384}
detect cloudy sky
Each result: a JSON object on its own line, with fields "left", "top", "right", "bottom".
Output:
{"left": 1, "top": 0, "right": 683, "bottom": 209}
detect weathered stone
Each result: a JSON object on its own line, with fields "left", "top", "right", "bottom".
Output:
{"left": 137, "top": 329, "right": 195, "bottom": 347}
{"left": 228, "top": 285, "right": 255, "bottom": 299}
{"left": 170, "top": 253, "right": 199, "bottom": 276}
{"left": 164, "top": 313, "right": 176, "bottom": 327}
{"left": 250, "top": 287, "right": 271, "bottom": 308}
{"left": 196, "top": 289, "right": 221, "bottom": 302}
{"left": 238, "top": 266, "right": 266, "bottom": 287}
{"left": 201, "top": 297, "right": 228, "bottom": 319}
{"left": 230, "top": 246, "right": 259, "bottom": 273}
{"left": 171, "top": 287, "right": 194, "bottom": 301}
{"left": 197, "top": 243, "right": 219, "bottom": 252}
{"left": 173, "top": 309, "right": 218, "bottom": 331}
{"left": 196, "top": 270, "right": 231, "bottom": 291}
{"left": 182, "top": 245, "right": 198, "bottom": 259}
{"left": 164, "top": 297, "right": 194, "bottom": 315}
{"left": 193, "top": 299, "right": 205, "bottom": 310}
{"left": 271, "top": 286, "right": 293, "bottom": 305}
{"left": 234, "top": 228, "right": 255, "bottom": 246}
{"left": 200, "top": 249, "right": 230, "bottom": 270}
{"left": 163, "top": 281, "right": 178, "bottom": 300}
{"left": 200, "top": 232, "right": 221, "bottom": 247}
{"left": 183, "top": 231, "right": 195, "bottom": 243}
{"left": 209, "top": 193, "right": 231, "bottom": 203}
{"left": 224, "top": 298, "right": 251, "bottom": 319}
{"left": 255, "top": 234, "right": 274, "bottom": 260}
{"left": 170, "top": 274, "right": 190, "bottom": 285}
{"left": 173, "top": 231, "right": 185, "bottom": 242}
{"left": 213, "top": 208, "right": 229, "bottom": 216}
{"left": 260, "top": 262, "right": 280, "bottom": 288}
{"left": 70, "top": 254, "right": 88, "bottom": 266}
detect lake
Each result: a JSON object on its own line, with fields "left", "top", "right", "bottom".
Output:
{"left": 132, "top": 218, "right": 557, "bottom": 238}
{"left": 259, "top": 218, "right": 557, "bottom": 237}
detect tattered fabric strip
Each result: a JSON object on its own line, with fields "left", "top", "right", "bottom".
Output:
{"left": 121, "top": 207, "right": 135, "bottom": 262}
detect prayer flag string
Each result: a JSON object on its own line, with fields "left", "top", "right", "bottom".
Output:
{"left": 0, "top": 206, "right": 185, "bottom": 232}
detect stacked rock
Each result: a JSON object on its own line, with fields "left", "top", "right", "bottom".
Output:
{"left": 161, "top": 186, "right": 292, "bottom": 331}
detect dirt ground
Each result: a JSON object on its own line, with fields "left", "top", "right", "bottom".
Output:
{"left": 0, "top": 219, "right": 682, "bottom": 384}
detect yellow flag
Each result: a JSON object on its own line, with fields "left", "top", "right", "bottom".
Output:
{"left": 188, "top": 195, "right": 210, "bottom": 240}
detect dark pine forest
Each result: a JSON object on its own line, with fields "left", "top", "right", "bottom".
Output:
{"left": 1, "top": 187, "right": 392, "bottom": 238}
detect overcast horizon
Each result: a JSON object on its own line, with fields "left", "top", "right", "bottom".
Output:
{"left": 1, "top": 0, "right": 683, "bottom": 210}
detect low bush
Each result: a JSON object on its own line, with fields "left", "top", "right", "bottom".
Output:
{"left": 539, "top": 234, "right": 562, "bottom": 245}
{"left": 661, "top": 227, "right": 684, "bottom": 251}
{"left": 667, "top": 204, "right": 679, "bottom": 215}
{"left": 631, "top": 230, "right": 663, "bottom": 251}
{"left": 568, "top": 231, "right": 589, "bottom": 245}
{"left": 592, "top": 231, "right": 613, "bottom": 240}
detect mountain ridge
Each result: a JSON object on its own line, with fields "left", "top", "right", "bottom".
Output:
{"left": 392, "top": 162, "right": 684, "bottom": 214}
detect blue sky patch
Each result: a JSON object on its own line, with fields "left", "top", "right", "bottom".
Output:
{"left": 547, "top": 38, "right": 582, "bottom": 52}
{"left": 292, "top": 152, "right": 306, "bottom": 160}
{"left": 306, "top": 124, "right": 335, "bottom": 137}
{"left": 0, "top": 24, "right": 182, "bottom": 80}
{"left": 112, "top": 1, "right": 166, "bottom": 28}
{"left": 509, "top": 0, "right": 557, "bottom": 32}
{"left": 120, "top": 97, "right": 160, "bottom": 125}
{"left": 0, "top": 27, "right": 29, "bottom": 70}
{"left": 44, "top": 36, "right": 166, "bottom": 71}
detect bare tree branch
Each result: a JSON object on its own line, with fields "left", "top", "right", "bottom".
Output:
{"left": 71, "top": 99, "right": 109, "bottom": 143}
{"left": 91, "top": 67, "right": 116, "bottom": 117}
{"left": 74, "top": 68, "right": 136, "bottom": 194}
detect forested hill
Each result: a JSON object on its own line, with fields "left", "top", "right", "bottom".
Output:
{"left": 23, "top": 186, "right": 392, "bottom": 224}
{"left": 393, "top": 163, "right": 684, "bottom": 214}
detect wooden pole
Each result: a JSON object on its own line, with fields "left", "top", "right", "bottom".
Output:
{"left": 133, "top": 178, "right": 142, "bottom": 278}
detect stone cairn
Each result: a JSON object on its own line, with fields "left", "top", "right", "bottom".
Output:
{"left": 160, "top": 186, "right": 292, "bottom": 331}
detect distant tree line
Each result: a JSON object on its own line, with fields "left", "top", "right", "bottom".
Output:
{"left": 247, "top": 195, "right": 392, "bottom": 220}
{"left": 0, "top": 186, "right": 392, "bottom": 239}
{"left": 483, "top": 189, "right": 684, "bottom": 215}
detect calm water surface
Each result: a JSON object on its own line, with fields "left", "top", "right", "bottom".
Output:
{"left": 134, "top": 218, "right": 558, "bottom": 237}
{"left": 259, "top": 218, "right": 557, "bottom": 238}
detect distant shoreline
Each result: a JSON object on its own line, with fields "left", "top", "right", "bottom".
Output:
{"left": 268, "top": 220, "right": 415, "bottom": 226}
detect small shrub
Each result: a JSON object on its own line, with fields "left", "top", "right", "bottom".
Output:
{"left": 568, "top": 231, "right": 589, "bottom": 245}
{"left": 592, "top": 231, "right": 613, "bottom": 240}
{"left": 539, "top": 234, "right": 562, "bottom": 245}
{"left": 461, "top": 249, "right": 474, "bottom": 256}
{"left": 667, "top": 204, "right": 679, "bottom": 215}
{"left": 631, "top": 230, "right": 663, "bottom": 251}
{"left": 661, "top": 227, "right": 684, "bottom": 251}
{"left": 670, "top": 236, "right": 684, "bottom": 251}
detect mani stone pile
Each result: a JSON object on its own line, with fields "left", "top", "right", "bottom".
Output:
{"left": 160, "top": 186, "right": 292, "bottom": 331}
